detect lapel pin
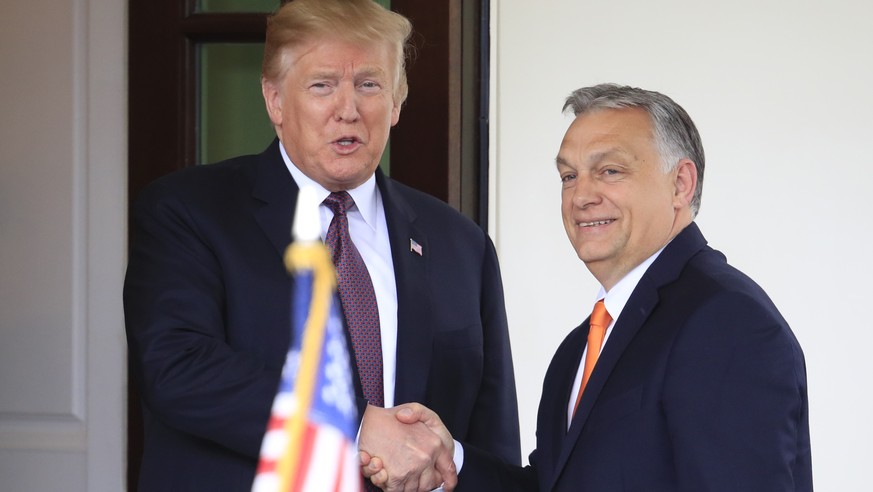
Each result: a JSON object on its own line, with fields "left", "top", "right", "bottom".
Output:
{"left": 409, "top": 238, "right": 423, "bottom": 256}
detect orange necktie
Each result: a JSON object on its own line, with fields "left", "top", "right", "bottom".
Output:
{"left": 573, "top": 299, "right": 612, "bottom": 416}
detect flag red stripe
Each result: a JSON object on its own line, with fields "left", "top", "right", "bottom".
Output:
{"left": 332, "top": 442, "right": 346, "bottom": 492}
{"left": 291, "top": 423, "right": 318, "bottom": 490}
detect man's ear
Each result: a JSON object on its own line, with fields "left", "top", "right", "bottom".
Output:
{"left": 390, "top": 102, "right": 401, "bottom": 127}
{"left": 673, "top": 158, "right": 698, "bottom": 209}
{"left": 261, "top": 77, "right": 283, "bottom": 126}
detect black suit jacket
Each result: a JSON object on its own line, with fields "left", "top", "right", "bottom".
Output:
{"left": 461, "top": 222, "right": 812, "bottom": 491}
{"left": 124, "top": 140, "right": 520, "bottom": 490}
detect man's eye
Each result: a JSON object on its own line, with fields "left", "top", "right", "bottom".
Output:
{"left": 359, "top": 81, "right": 381, "bottom": 91}
{"left": 561, "top": 174, "right": 576, "bottom": 183}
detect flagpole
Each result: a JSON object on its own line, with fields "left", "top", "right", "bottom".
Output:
{"left": 275, "top": 187, "right": 337, "bottom": 490}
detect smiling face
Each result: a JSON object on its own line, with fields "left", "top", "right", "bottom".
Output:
{"left": 556, "top": 107, "right": 696, "bottom": 290}
{"left": 262, "top": 37, "right": 401, "bottom": 191}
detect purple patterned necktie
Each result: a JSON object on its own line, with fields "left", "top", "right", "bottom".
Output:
{"left": 323, "top": 191, "right": 384, "bottom": 408}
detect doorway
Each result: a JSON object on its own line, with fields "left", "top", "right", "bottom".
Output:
{"left": 127, "top": 0, "right": 489, "bottom": 488}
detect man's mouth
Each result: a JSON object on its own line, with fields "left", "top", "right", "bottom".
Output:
{"left": 578, "top": 219, "right": 615, "bottom": 227}
{"left": 332, "top": 136, "right": 362, "bottom": 154}
{"left": 334, "top": 136, "right": 360, "bottom": 146}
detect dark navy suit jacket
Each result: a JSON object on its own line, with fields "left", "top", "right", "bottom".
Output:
{"left": 461, "top": 222, "right": 812, "bottom": 491}
{"left": 123, "top": 140, "right": 520, "bottom": 490}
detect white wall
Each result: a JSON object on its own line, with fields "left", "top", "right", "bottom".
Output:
{"left": 492, "top": 0, "right": 873, "bottom": 488}
{"left": 0, "top": 0, "right": 126, "bottom": 490}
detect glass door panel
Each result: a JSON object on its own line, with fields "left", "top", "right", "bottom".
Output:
{"left": 197, "top": 0, "right": 278, "bottom": 13}
{"left": 198, "top": 42, "right": 275, "bottom": 164}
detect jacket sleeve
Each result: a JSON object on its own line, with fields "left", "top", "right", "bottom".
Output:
{"left": 463, "top": 235, "right": 522, "bottom": 465}
{"left": 457, "top": 442, "right": 536, "bottom": 492}
{"left": 123, "top": 180, "right": 280, "bottom": 459}
{"left": 663, "top": 290, "right": 811, "bottom": 490}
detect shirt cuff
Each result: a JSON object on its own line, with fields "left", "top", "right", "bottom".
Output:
{"left": 430, "top": 440, "right": 464, "bottom": 492}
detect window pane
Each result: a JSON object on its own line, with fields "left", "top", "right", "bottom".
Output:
{"left": 196, "top": 0, "right": 278, "bottom": 13}
{"left": 196, "top": 0, "right": 386, "bottom": 14}
{"left": 198, "top": 43, "right": 275, "bottom": 164}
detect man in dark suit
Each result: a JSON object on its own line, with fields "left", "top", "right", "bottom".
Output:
{"left": 123, "top": 1, "right": 519, "bottom": 490}
{"left": 371, "top": 83, "right": 812, "bottom": 491}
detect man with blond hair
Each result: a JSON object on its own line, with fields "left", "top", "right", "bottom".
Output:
{"left": 124, "top": 1, "right": 520, "bottom": 490}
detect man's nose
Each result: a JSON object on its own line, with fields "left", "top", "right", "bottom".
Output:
{"left": 572, "top": 175, "right": 600, "bottom": 208}
{"left": 334, "top": 84, "right": 360, "bottom": 122}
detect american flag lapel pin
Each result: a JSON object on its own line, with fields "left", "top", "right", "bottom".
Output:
{"left": 409, "top": 238, "right": 423, "bottom": 256}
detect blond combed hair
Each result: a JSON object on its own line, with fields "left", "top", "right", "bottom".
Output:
{"left": 262, "top": 0, "right": 413, "bottom": 105}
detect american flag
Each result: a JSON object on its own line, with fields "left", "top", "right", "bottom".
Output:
{"left": 409, "top": 238, "right": 423, "bottom": 256}
{"left": 252, "top": 236, "right": 362, "bottom": 492}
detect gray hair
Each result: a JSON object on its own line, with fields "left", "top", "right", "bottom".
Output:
{"left": 563, "top": 83, "right": 705, "bottom": 217}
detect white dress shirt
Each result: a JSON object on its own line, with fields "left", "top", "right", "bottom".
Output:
{"left": 282, "top": 146, "right": 464, "bottom": 484}
{"left": 281, "top": 144, "right": 399, "bottom": 408}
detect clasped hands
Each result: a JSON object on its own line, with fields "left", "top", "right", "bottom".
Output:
{"left": 358, "top": 403, "right": 457, "bottom": 492}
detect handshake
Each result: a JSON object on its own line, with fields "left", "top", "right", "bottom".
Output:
{"left": 358, "top": 403, "right": 458, "bottom": 492}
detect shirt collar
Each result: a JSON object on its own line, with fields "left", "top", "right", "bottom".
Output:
{"left": 280, "top": 141, "right": 380, "bottom": 232}
{"left": 597, "top": 244, "right": 667, "bottom": 322}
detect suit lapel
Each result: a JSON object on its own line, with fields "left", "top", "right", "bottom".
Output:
{"left": 546, "top": 223, "right": 709, "bottom": 490}
{"left": 250, "top": 139, "right": 298, "bottom": 259}
{"left": 376, "top": 171, "right": 433, "bottom": 404}
{"left": 537, "top": 325, "right": 587, "bottom": 488}
{"left": 541, "top": 287, "right": 659, "bottom": 490}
